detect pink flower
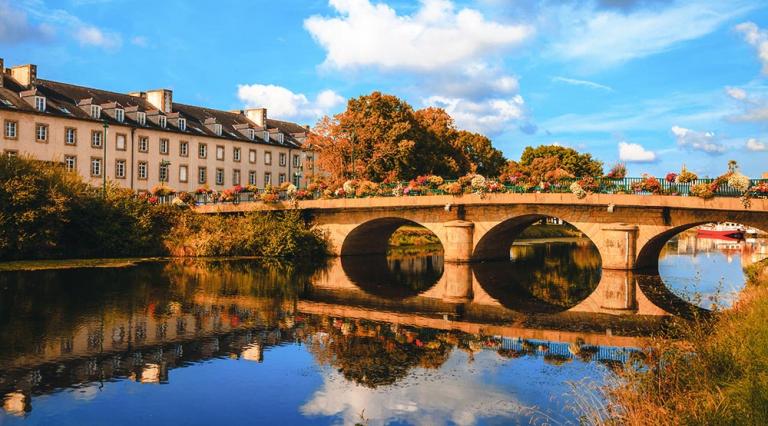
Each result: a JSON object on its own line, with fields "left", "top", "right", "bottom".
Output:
{"left": 665, "top": 173, "right": 678, "bottom": 183}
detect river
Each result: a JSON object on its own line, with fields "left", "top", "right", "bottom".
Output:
{"left": 0, "top": 232, "right": 765, "bottom": 425}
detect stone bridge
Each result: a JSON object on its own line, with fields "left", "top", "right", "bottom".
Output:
{"left": 197, "top": 193, "right": 768, "bottom": 270}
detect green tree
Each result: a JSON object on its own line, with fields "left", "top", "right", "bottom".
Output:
{"left": 520, "top": 145, "right": 603, "bottom": 177}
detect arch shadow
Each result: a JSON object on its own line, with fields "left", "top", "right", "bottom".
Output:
{"left": 340, "top": 217, "right": 443, "bottom": 257}
{"left": 340, "top": 254, "right": 444, "bottom": 299}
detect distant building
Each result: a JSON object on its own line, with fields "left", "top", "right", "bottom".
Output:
{"left": 0, "top": 59, "right": 317, "bottom": 191}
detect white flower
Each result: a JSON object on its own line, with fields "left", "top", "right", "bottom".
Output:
{"left": 727, "top": 173, "right": 750, "bottom": 193}
{"left": 285, "top": 184, "right": 297, "bottom": 195}
{"left": 342, "top": 180, "right": 357, "bottom": 193}
{"left": 392, "top": 183, "right": 404, "bottom": 197}
{"left": 470, "top": 175, "right": 486, "bottom": 189}
{"left": 570, "top": 182, "right": 587, "bottom": 199}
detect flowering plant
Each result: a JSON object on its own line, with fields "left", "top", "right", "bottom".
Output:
{"left": 151, "top": 184, "right": 175, "bottom": 197}
{"left": 750, "top": 182, "right": 768, "bottom": 197}
{"left": 260, "top": 192, "right": 280, "bottom": 203}
{"left": 177, "top": 191, "right": 195, "bottom": 205}
{"left": 486, "top": 180, "right": 504, "bottom": 193}
{"left": 285, "top": 183, "right": 298, "bottom": 196}
{"left": 147, "top": 196, "right": 159, "bottom": 205}
{"left": 334, "top": 188, "right": 347, "bottom": 198}
{"left": 570, "top": 182, "right": 587, "bottom": 199}
{"left": 676, "top": 166, "right": 697, "bottom": 183}
{"left": 427, "top": 175, "right": 444, "bottom": 187}
{"left": 665, "top": 173, "right": 678, "bottom": 183}
{"left": 604, "top": 162, "right": 627, "bottom": 180}
{"left": 342, "top": 180, "right": 359, "bottom": 194}
{"left": 293, "top": 189, "right": 312, "bottom": 200}
{"left": 690, "top": 182, "right": 715, "bottom": 199}
{"left": 195, "top": 186, "right": 213, "bottom": 195}
{"left": 220, "top": 189, "right": 236, "bottom": 202}
{"left": 441, "top": 182, "right": 463, "bottom": 195}
{"left": 245, "top": 184, "right": 259, "bottom": 193}
{"left": 727, "top": 173, "right": 750, "bottom": 193}
{"left": 631, "top": 174, "right": 662, "bottom": 194}
{"left": 470, "top": 174, "right": 486, "bottom": 189}
{"left": 577, "top": 176, "right": 599, "bottom": 193}
{"left": 232, "top": 184, "right": 244, "bottom": 194}
{"left": 355, "top": 180, "right": 378, "bottom": 197}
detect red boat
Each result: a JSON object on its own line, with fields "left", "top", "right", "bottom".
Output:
{"left": 696, "top": 223, "right": 745, "bottom": 239}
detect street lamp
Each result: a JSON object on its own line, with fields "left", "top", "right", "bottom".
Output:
{"left": 293, "top": 166, "right": 303, "bottom": 189}
{"left": 102, "top": 119, "right": 109, "bottom": 198}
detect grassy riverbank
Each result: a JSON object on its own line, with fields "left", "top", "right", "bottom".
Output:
{"left": 588, "top": 258, "right": 768, "bottom": 425}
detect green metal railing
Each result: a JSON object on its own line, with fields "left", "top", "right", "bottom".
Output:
{"left": 154, "top": 177, "right": 768, "bottom": 206}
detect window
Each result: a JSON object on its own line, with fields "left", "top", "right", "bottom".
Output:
{"left": 36, "top": 123, "right": 48, "bottom": 142}
{"left": 64, "top": 155, "right": 77, "bottom": 172}
{"left": 293, "top": 174, "right": 300, "bottom": 187}
{"left": 293, "top": 154, "right": 301, "bottom": 167}
{"left": 64, "top": 128, "right": 77, "bottom": 145}
{"left": 216, "top": 145, "right": 225, "bottom": 160}
{"left": 115, "top": 109, "right": 125, "bottom": 123}
{"left": 233, "top": 169, "right": 241, "bottom": 185}
{"left": 233, "top": 147, "right": 241, "bottom": 162}
{"left": 178, "top": 118, "right": 186, "bottom": 131}
{"left": 90, "top": 105, "right": 101, "bottom": 119}
{"left": 279, "top": 173, "right": 286, "bottom": 184}
{"left": 277, "top": 133, "right": 284, "bottom": 143}
{"left": 91, "top": 157, "right": 102, "bottom": 177}
{"left": 247, "top": 129, "right": 255, "bottom": 140}
{"left": 279, "top": 153, "right": 287, "bottom": 166}
{"left": 138, "top": 136, "right": 149, "bottom": 152}
{"left": 248, "top": 171, "right": 257, "bottom": 186}
{"left": 137, "top": 112, "right": 146, "bottom": 126}
{"left": 179, "top": 141, "right": 189, "bottom": 157}
{"left": 4, "top": 120, "right": 17, "bottom": 139}
{"left": 116, "top": 133, "right": 126, "bottom": 151}
{"left": 213, "top": 123, "right": 222, "bottom": 136}
{"left": 264, "top": 151, "right": 272, "bottom": 165}
{"left": 159, "top": 138, "right": 169, "bottom": 155}
{"left": 137, "top": 161, "right": 148, "bottom": 180}
{"left": 249, "top": 149, "right": 256, "bottom": 163}
{"left": 215, "top": 168, "right": 224, "bottom": 185}
{"left": 35, "top": 96, "right": 46, "bottom": 112}
{"left": 263, "top": 131, "right": 270, "bottom": 142}
{"left": 198, "top": 143, "right": 207, "bottom": 159}
{"left": 159, "top": 162, "right": 169, "bottom": 182}
{"left": 264, "top": 172, "right": 272, "bottom": 186}
{"left": 115, "top": 159, "right": 126, "bottom": 179}
{"left": 198, "top": 167, "right": 207, "bottom": 184}
{"left": 158, "top": 115, "right": 167, "bottom": 128}
{"left": 179, "top": 165, "right": 188, "bottom": 183}
{"left": 91, "top": 130, "right": 103, "bottom": 148}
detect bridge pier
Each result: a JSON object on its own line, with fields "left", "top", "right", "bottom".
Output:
{"left": 443, "top": 220, "right": 475, "bottom": 263}
{"left": 441, "top": 263, "right": 473, "bottom": 303}
{"left": 599, "top": 224, "right": 639, "bottom": 270}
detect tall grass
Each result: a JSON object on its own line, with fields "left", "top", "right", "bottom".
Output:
{"left": 582, "top": 258, "right": 768, "bottom": 425}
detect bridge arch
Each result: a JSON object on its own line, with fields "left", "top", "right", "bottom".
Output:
{"left": 636, "top": 220, "right": 768, "bottom": 270}
{"left": 340, "top": 217, "right": 445, "bottom": 257}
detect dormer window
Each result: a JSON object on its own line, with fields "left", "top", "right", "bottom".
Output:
{"left": 263, "top": 131, "right": 270, "bottom": 142}
{"left": 90, "top": 105, "right": 101, "bottom": 119}
{"left": 277, "top": 133, "right": 284, "bottom": 143}
{"left": 247, "top": 129, "right": 255, "bottom": 140}
{"left": 178, "top": 118, "right": 186, "bottom": 131}
{"left": 137, "top": 112, "right": 146, "bottom": 126}
{"left": 115, "top": 108, "right": 124, "bottom": 123}
{"left": 213, "top": 123, "right": 222, "bottom": 136}
{"left": 159, "top": 115, "right": 167, "bottom": 128}
{"left": 34, "top": 96, "right": 46, "bottom": 112}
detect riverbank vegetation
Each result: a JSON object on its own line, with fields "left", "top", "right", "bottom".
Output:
{"left": 588, "top": 258, "right": 768, "bottom": 425}
{"left": 0, "top": 157, "right": 327, "bottom": 262}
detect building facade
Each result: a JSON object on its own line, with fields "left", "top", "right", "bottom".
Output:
{"left": 0, "top": 59, "right": 317, "bottom": 192}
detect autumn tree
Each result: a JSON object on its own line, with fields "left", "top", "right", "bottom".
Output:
{"left": 520, "top": 145, "right": 603, "bottom": 177}
{"left": 306, "top": 92, "right": 507, "bottom": 182}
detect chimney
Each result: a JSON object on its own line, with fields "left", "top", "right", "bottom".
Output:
{"left": 10, "top": 64, "right": 37, "bottom": 87}
{"left": 245, "top": 108, "right": 267, "bottom": 128}
{"left": 0, "top": 58, "right": 4, "bottom": 87}
{"left": 145, "top": 89, "right": 173, "bottom": 113}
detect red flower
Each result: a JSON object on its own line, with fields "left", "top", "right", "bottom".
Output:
{"left": 665, "top": 172, "right": 678, "bottom": 183}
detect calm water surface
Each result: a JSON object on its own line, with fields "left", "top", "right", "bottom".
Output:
{"left": 0, "top": 233, "right": 760, "bottom": 425}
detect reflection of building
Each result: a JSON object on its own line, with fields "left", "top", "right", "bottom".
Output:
{"left": 669, "top": 231, "right": 768, "bottom": 268}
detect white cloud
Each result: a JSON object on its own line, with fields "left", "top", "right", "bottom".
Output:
{"left": 423, "top": 94, "right": 525, "bottom": 135}
{"left": 74, "top": 25, "right": 121, "bottom": 50}
{"left": 0, "top": 0, "right": 52, "bottom": 44}
{"left": 725, "top": 87, "right": 748, "bottom": 101}
{"left": 131, "top": 36, "right": 148, "bottom": 47}
{"left": 746, "top": 138, "right": 767, "bottom": 151}
{"left": 671, "top": 125, "right": 725, "bottom": 154}
{"left": 552, "top": 76, "right": 613, "bottom": 91}
{"left": 301, "top": 350, "right": 530, "bottom": 426}
{"left": 304, "top": 0, "right": 532, "bottom": 71}
{"left": 619, "top": 141, "right": 657, "bottom": 162}
{"left": 735, "top": 21, "right": 768, "bottom": 74}
{"left": 550, "top": 1, "right": 753, "bottom": 68}
{"left": 237, "top": 84, "right": 344, "bottom": 123}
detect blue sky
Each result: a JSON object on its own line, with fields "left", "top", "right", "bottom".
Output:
{"left": 2, "top": 0, "right": 768, "bottom": 176}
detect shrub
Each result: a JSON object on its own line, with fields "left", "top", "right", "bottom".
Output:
{"left": 676, "top": 166, "right": 697, "bottom": 183}
{"left": 604, "top": 162, "right": 627, "bottom": 179}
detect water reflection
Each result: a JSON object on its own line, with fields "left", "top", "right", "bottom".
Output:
{"left": 660, "top": 232, "right": 768, "bottom": 309}
{"left": 0, "top": 254, "right": 666, "bottom": 425}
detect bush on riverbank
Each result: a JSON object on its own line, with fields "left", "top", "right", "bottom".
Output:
{"left": 165, "top": 210, "right": 328, "bottom": 259}
{"left": 588, "top": 259, "right": 768, "bottom": 425}
{"left": 0, "top": 157, "right": 328, "bottom": 261}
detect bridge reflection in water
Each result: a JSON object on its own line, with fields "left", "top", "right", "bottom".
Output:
{"left": 0, "top": 250, "right": 689, "bottom": 418}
